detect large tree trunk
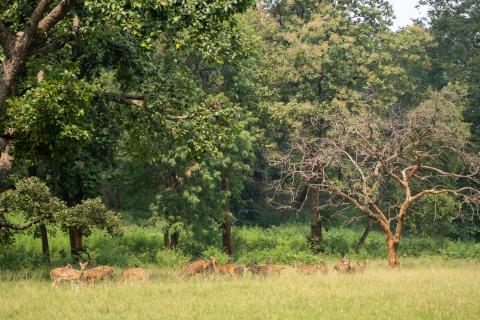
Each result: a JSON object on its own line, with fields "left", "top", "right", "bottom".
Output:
{"left": 39, "top": 223, "right": 50, "bottom": 262}
{"left": 68, "top": 228, "right": 83, "bottom": 257}
{"left": 356, "top": 217, "right": 375, "bottom": 252}
{"left": 310, "top": 188, "right": 323, "bottom": 252}
{"left": 222, "top": 220, "right": 233, "bottom": 256}
{"left": 386, "top": 236, "right": 400, "bottom": 268}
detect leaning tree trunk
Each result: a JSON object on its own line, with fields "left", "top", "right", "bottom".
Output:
{"left": 310, "top": 188, "right": 323, "bottom": 252}
{"left": 39, "top": 223, "right": 50, "bottom": 262}
{"left": 356, "top": 217, "right": 375, "bottom": 252}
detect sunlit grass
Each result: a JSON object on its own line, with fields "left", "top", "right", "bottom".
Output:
{"left": 1, "top": 260, "right": 479, "bottom": 320}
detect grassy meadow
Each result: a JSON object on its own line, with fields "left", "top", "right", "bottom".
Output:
{"left": 1, "top": 259, "right": 480, "bottom": 320}
{"left": 1, "top": 224, "right": 479, "bottom": 319}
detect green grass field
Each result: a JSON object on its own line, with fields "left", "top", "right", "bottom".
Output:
{"left": 1, "top": 259, "right": 479, "bottom": 320}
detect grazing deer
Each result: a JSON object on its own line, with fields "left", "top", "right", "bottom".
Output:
{"left": 351, "top": 261, "right": 368, "bottom": 273}
{"left": 248, "top": 261, "right": 285, "bottom": 277}
{"left": 294, "top": 261, "right": 328, "bottom": 274}
{"left": 334, "top": 257, "right": 353, "bottom": 273}
{"left": 208, "top": 256, "right": 236, "bottom": 279}
{"left": 178, "top": 259, "right": 210, "bottom": 278}
{"left": 81, "top": 265, "right": 114, "bottom": 287}
{"left": 234, "top": 265, "right": 244, "bottom": 277}
{"left": 120, "top": 267, "right": 148, "bottom": 282}
{"left": 50, "top": 261, "right": 88, "bottom": 289}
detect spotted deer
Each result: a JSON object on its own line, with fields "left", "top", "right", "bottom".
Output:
{"left": 120, "top": 267, "right": 149, "bottom": 282}
{"left": 234, "top": 265, "right": 244, "bottom": 277}
{"left": 334, "top": 257, "right": 353, "bottom": 273}
{"left": 248, "top": 261, "right": 285, "bottom": 277}
{"left": 81, "top": 265, "right": 114, "bottom": 287}
{"left": 351, "top": 261, "right": 368, "bottom": 273}
{"left": 178, "top": 259, "right": 210, "bottom": 278}
{"left": 209, "top": 256, "right": 236, "bottom": 278}
{"left": 50, "top": 261, "right": 88, "bottom": 289}
{"left": 293, "top": 261, "right": 328, "bottom": 274}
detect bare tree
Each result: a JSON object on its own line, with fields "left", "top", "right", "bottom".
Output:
{"left": 269, "top": 86, "right": 480, "bottom": 267}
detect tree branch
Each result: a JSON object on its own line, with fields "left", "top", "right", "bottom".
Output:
{"left": 27, "top": 0, "right": 53, "bottom": 36}
{"left": 35, "top": 12, "right": 81, "bottom": 57}
{"left": 0, "top": 214, "right": 47, "bottom": 231}
{"left": 107, "top": 93, "right": 194, "bottom": 121}
{"left": 419, "top": 165, "right": 479, "bottom": 181}
{"left": 38, "top": 0, "right": 75, "bottom": 34}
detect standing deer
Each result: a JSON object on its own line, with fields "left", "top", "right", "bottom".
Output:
{"left": 208, "top": 256, "right": 236, "bottom": 279}
{"left": 247, "top": 261, "right": 285, "bottom": 277}
{"left": 50, "top": 261, "right": 88, "bottom": 289}
{"left": 178, "top": 259, "right": 210, "bottom": 278}
{"left": 120, "top": 267, "right": 149, "bottom": 282}
{"left": 234, "top": 265, "right": 244, "bottom": 277}
{"left": 351, "top": 261, "right": 368, "bottom": 273}
{"left": 334, "top": 257, "right": 353, "bottom": 273}
{"left": 81, "top": 265, "right": 114, "bottom": 287}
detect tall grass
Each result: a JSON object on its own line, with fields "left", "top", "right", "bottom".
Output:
{"left": 0, "top": 262, "right": 479, "bottom": 319}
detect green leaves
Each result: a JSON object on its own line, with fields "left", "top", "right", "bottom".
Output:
{"left": 6, "top": 66, "right": 97, "bottom": 162}
{"left": 58, "top": 198, "right": 123, "bottom": 237}
{"left": 0, "top": 177, "right": 66, "bottom": 243}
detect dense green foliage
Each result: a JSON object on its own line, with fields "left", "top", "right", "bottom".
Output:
{"left": 1, "top": 223, "right": 479, "bottom": 270}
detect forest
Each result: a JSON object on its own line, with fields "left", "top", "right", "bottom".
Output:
{"left": 0, "top": 1, "right": 479, "bottom": 319}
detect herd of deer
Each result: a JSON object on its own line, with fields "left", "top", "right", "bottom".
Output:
{"left": 50, "top": 256, "right": 367, "bottom": 288}
{"left": 49, "top": 261, "right": 148, "bottom": 289}
{"left": 178, "top": 256, "right": 367, "bottom": 279}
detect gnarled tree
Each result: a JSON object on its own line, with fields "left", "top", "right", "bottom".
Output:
{"left": 270, "top": 85, "right": 480, "bottom": 267}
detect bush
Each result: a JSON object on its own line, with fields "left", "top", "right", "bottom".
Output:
{"left": 156, "top": 250, "right": 190, "bottom": 268}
